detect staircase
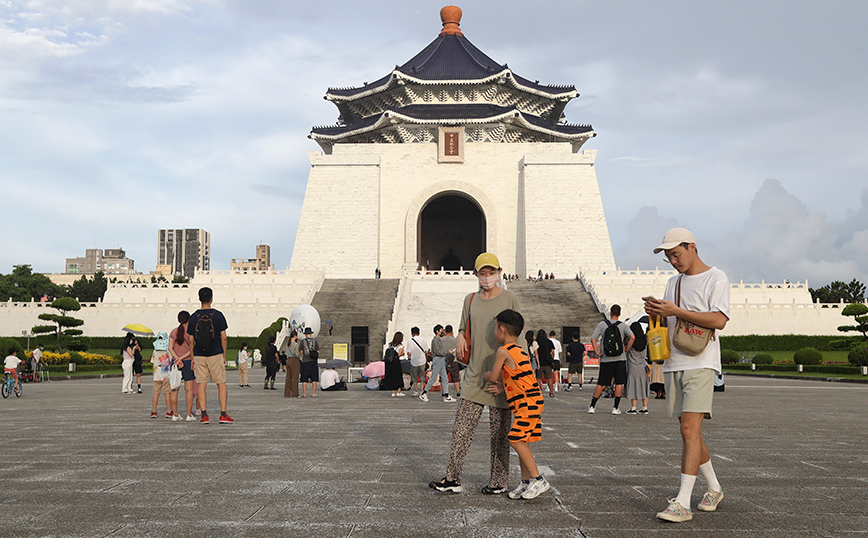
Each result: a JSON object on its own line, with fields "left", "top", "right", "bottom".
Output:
{"left": 309, "top": 279, "right": 400, "bottom": 362}
{"left": 507, "top": 279, "right": 604, "bottom": 343}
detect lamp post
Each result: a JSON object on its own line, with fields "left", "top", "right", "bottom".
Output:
{"left": 22, "top": 330, "right": 31, "bottom": 351}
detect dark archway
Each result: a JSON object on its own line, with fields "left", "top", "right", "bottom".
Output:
{"left": 418, "top": 194, "right": 485, "bottom": 270}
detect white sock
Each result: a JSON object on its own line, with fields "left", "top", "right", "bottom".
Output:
{"left": 699, "top": 460, "right": 721, "bottom": 492}
{"left": 675, "top": 473, "right": 696, "bottom": 508}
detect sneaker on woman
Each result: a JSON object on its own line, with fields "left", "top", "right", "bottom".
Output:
{"left": 656, "top": 499, "right": 692, "bottom": 522}
{"left": 508, "top": 481, "right": 529, "bottom": 499}
{"left": 521, "top": 477, "right": 550, "bottom": 499}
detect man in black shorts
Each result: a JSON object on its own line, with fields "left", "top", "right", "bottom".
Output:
{"left": 564, "top": 332, "right": 585, "bottom": 391}
{"left": 588, "top": 305, "right": 634, "bottom": 415}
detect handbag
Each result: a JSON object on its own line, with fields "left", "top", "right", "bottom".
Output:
{"left": 672, "top": 275, "right": 715, "bottom": 356}
{"left": 168, "top": 365, "right": 182, "bottom": 390}
{"left": 457, "top": 293, "right": 475, "bottom": 365}
{"left": 647, "top": 315, "right": 670, "bottom": 363}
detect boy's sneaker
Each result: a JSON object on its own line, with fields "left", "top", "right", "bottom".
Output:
{"left": 219, "top": 415, "right": 234, "bottom": 424}
{"left": 638, "top": 408, "right": 649, "bottom": 415}
{"left": 420, "top": 393, "right": 429, "bottom": 402}
{"left": 521, "top": 477, "right": 550, "bottom": 499}
{"left": 611, "top": 408, "right": 622, "bottom": 415}
{"left": 657, "top": 499, "right": 693, "bottom": 522}
{"left": 481, "top": 485, "right": 507, "bottom": 495}
{"left": 508, "top": 481, "right": 529, "bottom": 499}
{"left": 428, "top": 477, "right": 462, "bottom": 493}
{"left": 137, "top": 388, "right": 142, "bottom": 393}
{"left": 443, "top": 395, "right": 457, "bottom": 402}
{"left": 578, "top": 385, "right": 583, "bottom": 391}
{"left": 165, "top": 412, "right": 172, "bottom": 419}
{"left": 149, "top": 412, "right": 157, "bottom": 419}
{"left": 587, "top": 406, "right": 595, "bottom": 414}
{"left": 626, "top": 408, "right": 638, "bottom": 414}
{"left": 697, "top": 489, "right": 724, "bottom": 512}
{"left": 186, "top": 415, "right": 196, "bottom": 422}
{"left": 171, "top": 415, "right": 182, "bottom": 422}
{"left": 200, "top": 415, "right": 210, "bottom": 424}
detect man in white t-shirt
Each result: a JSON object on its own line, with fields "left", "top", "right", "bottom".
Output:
{"left": 549, "top": 331, "right": 563, "bottom": 391}
{"left": 320, "top": 368, "right": 346, "bottom": 391}
{"left": 406, "top": 326, "right": 429, "bottom": 396}
{"left": 644, "top": 228, "right": 730, "bottom": 523}
{"left": 32, "top": 345, "right": 43, "bottom": 382}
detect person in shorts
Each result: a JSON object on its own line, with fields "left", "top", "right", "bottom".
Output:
{"left": 4, "top": 349, "right": 22, "bottom": 391}
{"left": 407, "top": 326, "right": 429, "bottom": 396}
{"left": 132, "top": 338, "right": 144, "bottom": 393}
{"left": 564, "top": 332, "right": 585, "bottom": 391}
{"left": 645, "top": 228, "right": 730, "bottom": 522}
{"left": 150, "top": 331, "right": 173, "bottom": 419}
{"left": 589, "top": 305, "right": 635, "bottom": 415}
{"left": 300, "top": 327, "right": 320, "bottom": 398}
{"left": 187, "top": 287, "right": 233, "bottom": 424}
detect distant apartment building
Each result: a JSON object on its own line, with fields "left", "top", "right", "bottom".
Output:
{"left": 65, "top": 248, "right": 135, "bottom": 275}
{"left": 157, "top": 229, "right": 210, "bottom": 278}
{"left": 230, "top": 244, "right": 274, "bottom": 272}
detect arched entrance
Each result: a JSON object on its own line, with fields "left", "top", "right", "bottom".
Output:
{"left": 418, "top": 193, "right": 486, "bottom": 270}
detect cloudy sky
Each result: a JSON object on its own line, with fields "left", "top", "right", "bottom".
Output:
{"left": 2, "top": 0, "right": 866, "bottom": 286}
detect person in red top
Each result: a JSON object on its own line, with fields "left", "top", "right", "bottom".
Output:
{"left": 484, "top": 309, "right": 550, "bottom": 500}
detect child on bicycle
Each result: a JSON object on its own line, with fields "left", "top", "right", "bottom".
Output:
{"left": 483, "top": 309, "right": 550, "bottom": 500}
{"left": 4, "top": 349, "right": 23, "bottom": 391}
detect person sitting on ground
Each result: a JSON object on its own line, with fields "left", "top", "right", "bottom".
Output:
{"left": 320, "top": 367, "right": 347, "bottom": 391}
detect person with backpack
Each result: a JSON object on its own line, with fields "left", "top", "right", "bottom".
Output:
{"left": 588, "top": 304, "right": 635, "bottom": 415}
{"left": 381, "top": 332, "right": 405, "bottom": 397}
{"left": 624, "top": 321, "right": 650, "bottom": 414}
{"left": 300, "top": 327, "right": 320, "bottom": 398}
{"left": 186, "top": 287, "right": 233, "bottom": 424}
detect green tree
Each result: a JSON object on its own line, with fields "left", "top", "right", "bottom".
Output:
{"left": 172, "top": 275, "right": 190, "bottom": 283}
{"left": 0, "top": 265, "right": 65, "bottom": 302}
{"left": 810, "top": 279, "right": 866, "bottom": 303}
{"left": 66, "top": 271, "right": 108, "bottom": 303}
{"left": 838, "top": 303, "right": 868, "bottom": 341}
{"left": 32, "top": 297, "right": 85, "bottom": 352}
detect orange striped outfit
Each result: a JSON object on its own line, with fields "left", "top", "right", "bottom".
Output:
{"left": 500, "top": 343, "right": 544, "bottom": 443}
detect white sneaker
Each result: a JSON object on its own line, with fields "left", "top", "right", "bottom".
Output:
{"left": 396, "top": 392, "right": 406, "bottom": 397}
{"left": 420, "top": 393, "right": 429, "bottom": 402}
{"left": 443, "top": 395, "right": 456, "bottom": 402}
{"left": 186, "top": 415, "right": 196, "bottom": 422}
{"left": 611, "top": 408, "right": 622, "bottom": 415}
{"left": 172, "top": 415, "right": 182, "bottom": 421}
{"left": 413, "top": 391, "right": 419, "bottom": 396}
{"left": 587, "top": 406, "right": 595, "bottom": 414}
{"left": 391, "top": 393, "right": 396, "bottom": 397}
{"left": 521, "top": 477, "right": 551, "bottom": 499}
{"left": 508, "top": 481, "right": 529, "bottom": 499}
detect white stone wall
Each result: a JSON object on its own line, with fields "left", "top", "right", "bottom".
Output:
{"left": 0, "top": 270, "right": 324, "bottom": 338}
{"left": 290, "top": 143, "right": 616, "bottom": 279}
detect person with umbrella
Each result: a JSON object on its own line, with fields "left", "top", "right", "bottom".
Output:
{"left": 380, "top": 332, "right": 405, "bottom": 397}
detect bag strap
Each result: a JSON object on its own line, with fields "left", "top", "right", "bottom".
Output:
{"left": 675, "top": 274, "right": 683, "bottom": 307}
{"left": 411, "top": 338, "right": 425, "bottom": 353}
{"left": 465, "top": 293, "right": 475, "bottom": 343}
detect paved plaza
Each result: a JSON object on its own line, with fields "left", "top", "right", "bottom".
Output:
{"left": 0, "top": 371, "right": 866, "bottom": 537}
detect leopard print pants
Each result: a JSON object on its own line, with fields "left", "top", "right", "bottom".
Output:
{"left": 446, "top": 398, "right": 511, "bottom": 487}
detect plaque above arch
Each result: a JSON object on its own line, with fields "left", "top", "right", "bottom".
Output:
{"left": 438, "top": 126, "right": 464, "bottom": 163}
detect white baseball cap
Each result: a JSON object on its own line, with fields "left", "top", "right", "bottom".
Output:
{"left": 653, "top": 228, "right": 696, "bottom": 254}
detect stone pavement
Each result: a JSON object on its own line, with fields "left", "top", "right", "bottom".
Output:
{"left": 0, "top": 371, "right": 866, "bottom": 537}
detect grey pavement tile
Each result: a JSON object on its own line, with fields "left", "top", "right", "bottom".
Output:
{"left": 0, "top": 372, "right": 866, "bottom": 537}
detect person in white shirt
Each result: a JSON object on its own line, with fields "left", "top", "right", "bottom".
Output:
{"left": 31, "top": 345, "right": 43, "bottom": 383}
{"left": 549, "top": 331, "right": 563, "bottom": 391}
{"left": 320, "top": 368, "right": 346, "bottom": 391}
{"left": 4, "top": 349, "right": 23, "bottom": 391}
{"left": 645, "top": 228, "right": 730, "bottom": 523}
{"left": 407, "top": 326, "right": 429, "bottom": 396}
{"left": 236, "top": 343, "right": 250, "bottom": 388}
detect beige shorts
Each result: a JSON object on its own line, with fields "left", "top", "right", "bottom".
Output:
{"left": 194, "top": 354, "right": 226, "bottom": 385}
{"left": 153, "top": 378, "right": 170, "bottom": 394}
{"left": 664, "top": 368, "right": 715, "bottom": 419}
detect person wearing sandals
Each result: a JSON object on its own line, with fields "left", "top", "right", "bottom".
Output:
{"left": 645, "top": 228, "right": 730, "bottom": 522}
{"left": 429, "top": 252, "right": 518, "bottom": 495}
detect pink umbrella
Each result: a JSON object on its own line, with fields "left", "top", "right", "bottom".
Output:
{"left": 361, "top": 361, "right": 385, "bottom": 378}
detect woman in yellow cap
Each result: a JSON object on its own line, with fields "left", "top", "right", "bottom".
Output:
{"left": 429, "top": 252, "right": 519, "bottom": 495}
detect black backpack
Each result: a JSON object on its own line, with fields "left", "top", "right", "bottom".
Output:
{"left": 630, "top": 321, "right": 647, "bottom": 352}
{"left": 601, "top": 320, "right": 624, "bottom": 357}
{"left": 194, "top": 311, "right": 214, "bottom": 354}
{"left": 384, "top": 347, "right": 399, "bottom": 363}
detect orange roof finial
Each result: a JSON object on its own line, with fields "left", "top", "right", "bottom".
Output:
{"left": 439, "top": 5, "right": 463, "bottom": 36}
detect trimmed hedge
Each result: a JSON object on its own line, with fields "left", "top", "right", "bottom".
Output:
{"left": 719, "top": 335, "right": 865, "bottom": 352}
{"left": 794, "top": 347, "right": 823, "bottom": 365}
{"left": 752, "top": 353, "right": 774, "bottom": 365}
{"left": 720, "top": 349, "right": 739, "bottom": 365}
{"left": 848, "top": 345, "right": 868, "bottom": 367}
{"left": 724, "top": 363, "right": 859, "bottom": 375}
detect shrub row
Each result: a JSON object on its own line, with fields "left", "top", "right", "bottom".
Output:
{"left": 719, "top": 335, "right": 865, "bottom": 352}
{"left": 723, "top": 363, "right": 861, "bottom": 375}
{"left": 6, "top": 335, "right": 258, "bottom": 352}
{"left": 849, "top": 345, "right": 868, "bottom": 367}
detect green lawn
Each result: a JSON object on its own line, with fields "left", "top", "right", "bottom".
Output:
{"left": 723, "top": 367, "right": 867, "bottom": 381}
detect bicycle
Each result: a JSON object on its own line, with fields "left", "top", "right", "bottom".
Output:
{"left": 2, "top": 372, "right": 22, "bottom": 398}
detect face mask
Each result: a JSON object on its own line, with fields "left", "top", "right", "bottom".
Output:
{"left": 478, "top": 274, "right": 499, "bottom": 290}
